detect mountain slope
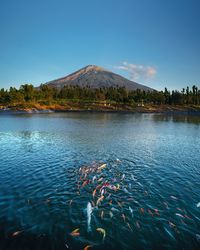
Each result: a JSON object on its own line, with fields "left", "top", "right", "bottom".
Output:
{"left": 45, "top": 65, "right": 154, "bottom": 91}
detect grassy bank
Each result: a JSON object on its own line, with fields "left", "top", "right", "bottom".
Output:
{"left": 1, "top": 100, "right": 200, "bottom": 113}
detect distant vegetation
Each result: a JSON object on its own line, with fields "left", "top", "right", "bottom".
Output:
{"left": 0, "top": 84, "right": 200, "bottom": 110}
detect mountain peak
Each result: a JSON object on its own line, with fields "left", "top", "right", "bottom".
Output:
{"left": 45, "top": 65, "right": 154, "bottom": 91}
{"left": 82, "top": 65, "right": 106, "bottom": 72}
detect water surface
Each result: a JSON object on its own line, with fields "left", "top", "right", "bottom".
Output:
{"left": 0, "top": 113, "right": 200, "bottom": 249}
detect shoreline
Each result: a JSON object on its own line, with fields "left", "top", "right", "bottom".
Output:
{"left": 1, "top": 108, "right": 200, "bottom": 115}
{"left": 1, "top": 103, "right": 200, "bottom": 115}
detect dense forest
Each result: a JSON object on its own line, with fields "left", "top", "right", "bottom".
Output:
{"left": 0, "top": 84, "right": 200, "bottom": 108}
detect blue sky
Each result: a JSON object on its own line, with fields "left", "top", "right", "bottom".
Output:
{"left": 0, "top": 0, "right": 200, "bottom": 90}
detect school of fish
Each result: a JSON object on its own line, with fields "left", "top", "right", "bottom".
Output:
{"left": 11, "top": 160, "right": 200, "bottom": 249}
{"left": 65, "top": 160, "right": 200, "bottom": 249}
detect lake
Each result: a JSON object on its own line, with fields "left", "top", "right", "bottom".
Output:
{"left": 0, "top": 112, "right": 200, "bottom": 249}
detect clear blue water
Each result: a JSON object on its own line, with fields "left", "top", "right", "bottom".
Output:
{"left": 0, "top": 112, "right": 200, "bottom": 249}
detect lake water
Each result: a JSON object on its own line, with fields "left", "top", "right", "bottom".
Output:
{"left": 0, "top": 112, "right": 200, "bottom": 250}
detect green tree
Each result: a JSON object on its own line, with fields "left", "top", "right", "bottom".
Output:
{"left": 20, "top": 84, "right": 35, "bottom": 102}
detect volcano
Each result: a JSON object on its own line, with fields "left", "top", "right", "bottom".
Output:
{"left": 45, "top": 65, "right": 154, "bottom": 91}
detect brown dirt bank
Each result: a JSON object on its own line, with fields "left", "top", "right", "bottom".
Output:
{"left": 1, "top": 102, "right": 200, "bottom": 114}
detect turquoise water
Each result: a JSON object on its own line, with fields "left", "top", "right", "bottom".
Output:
{"left": 0, "top": 112, "right": 200, "bottom": 249}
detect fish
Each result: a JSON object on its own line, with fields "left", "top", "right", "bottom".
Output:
{"left": 136, "top": 221, "right": 141, "bottom": 229}
{"left": 91, "top": 201, "right": 95, "bottom": 207}
{"left": 71, "top": 228, "right": 79, "bottom": 233}
{"left": 116, "top": 184, "right": 120, "bottom": 190}
{"left": 131, "top": 174, "right": 136, "bottom": 181}
{"left": 196, "top": 234, "right": 200, "bottom": 241}
{"left": 109, "top": 211, "right": 113, "bottom": 218}
{"left": 140, "top": 208, "right": 145, "bottom": 214}
{"left": 176, "top": 207, "right": 182, "bottom": 211}
{"left": 92, "top": 189, "right": 97, "bottom": 198}
{"left": 197, "top": 202, "right": 200, "bottom": 208}
{"left": 12, "top": 231, "right": 23, "bottom": 237}
{"left": 108, "top": 185, "right": 116, "bottom": 191}
{"left": 107, "top": 193, "right": 111, "bottom": 200}
{"left": 122, "top": 213, "right": 126, "bottom": 222}
{"left": 154, "top": 209, "right": 159, "bottom": 215}
{"left": 148, "top": 209, "right": 153, "bottom": 216}
{"left": 92, "top": 176, "right": 97, "bottom": 183}
{"left": 101, "top": 210, "right": 104, "bottom": 219}
{"left": 163, "top": 202, "right": 169, "bottom": 208}
{"left": 123, "top": 188, "right": 129, "bottom": 194}
{"left": 175, "top": 213, "right": 184, "bottom": 218}
{"left": 126, "top": 222, "right": 133, "bottom": 232}
{"left": 96, "top": 195, "right": 104, "bottom": 206}
{"left": 101, "top": 188, "right": 105, "bottom": 196}
{"left": 169, "top": 221, "right": 176, "bottom": 228}
{"left": 180, "top": 219, "right": 186, "bottom": 225}
{"left": 129, "top": 206, "right": 133, "bottom": 216}
{"left": 98, "top": 177, "right": 103, "bottom": 182}
{"left": 170, "top": 195, "right": 178, "bottom": 200}
{"left": 87, "top": 202, "right": 93, "bottom": 232}
{"left": 164, "top": 226, "right": 176, "bottom": 240}
{"left": 95, "top": 184, "right": 102, "bottom": 190}
{"left": 98, "top": 164, "right": 107, "bottom": 171}
{"left": 70, "top": 232, "right": 80, "bottom": 236}
{"left": 117, "top": 201, "right": 122, "bottom": 208}
{"left": 70, "top": 229, "right": 80, "bottom": 236}
{"left": 111, "top": 207, "right": 119, "bottom": 212}
{"left": 121, "top": 174, "right": 125, "bottom": 180}
{"left": 82, "top": 180, "right": 89, "bottom": 188}
{"left": 184, "top": 214, "right": 192, "bottom": 220}
{"left": 84, "top": 245, "right": 92, "bottom": 250}
{"left": 137, "top": 181, "right": 143, "bottom": 187}
{"left": 45, "top": 199, "right": 51, "bottom": 204}
{"left": 96, "top": 228, "right": 106, "bottom": 241}
{"left": 69, "top": 199, "right": 73, "bottom": 206}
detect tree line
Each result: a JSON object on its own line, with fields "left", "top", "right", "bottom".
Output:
{"left": 0, "top": 84, "right": 200, "bottom": 106}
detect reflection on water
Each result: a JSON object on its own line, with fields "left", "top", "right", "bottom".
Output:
{"left": 153, "top": 113, "right": 200, "bottom": 124}
{"left": 0, "top": 113, "right": 200, "bottom": 249}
